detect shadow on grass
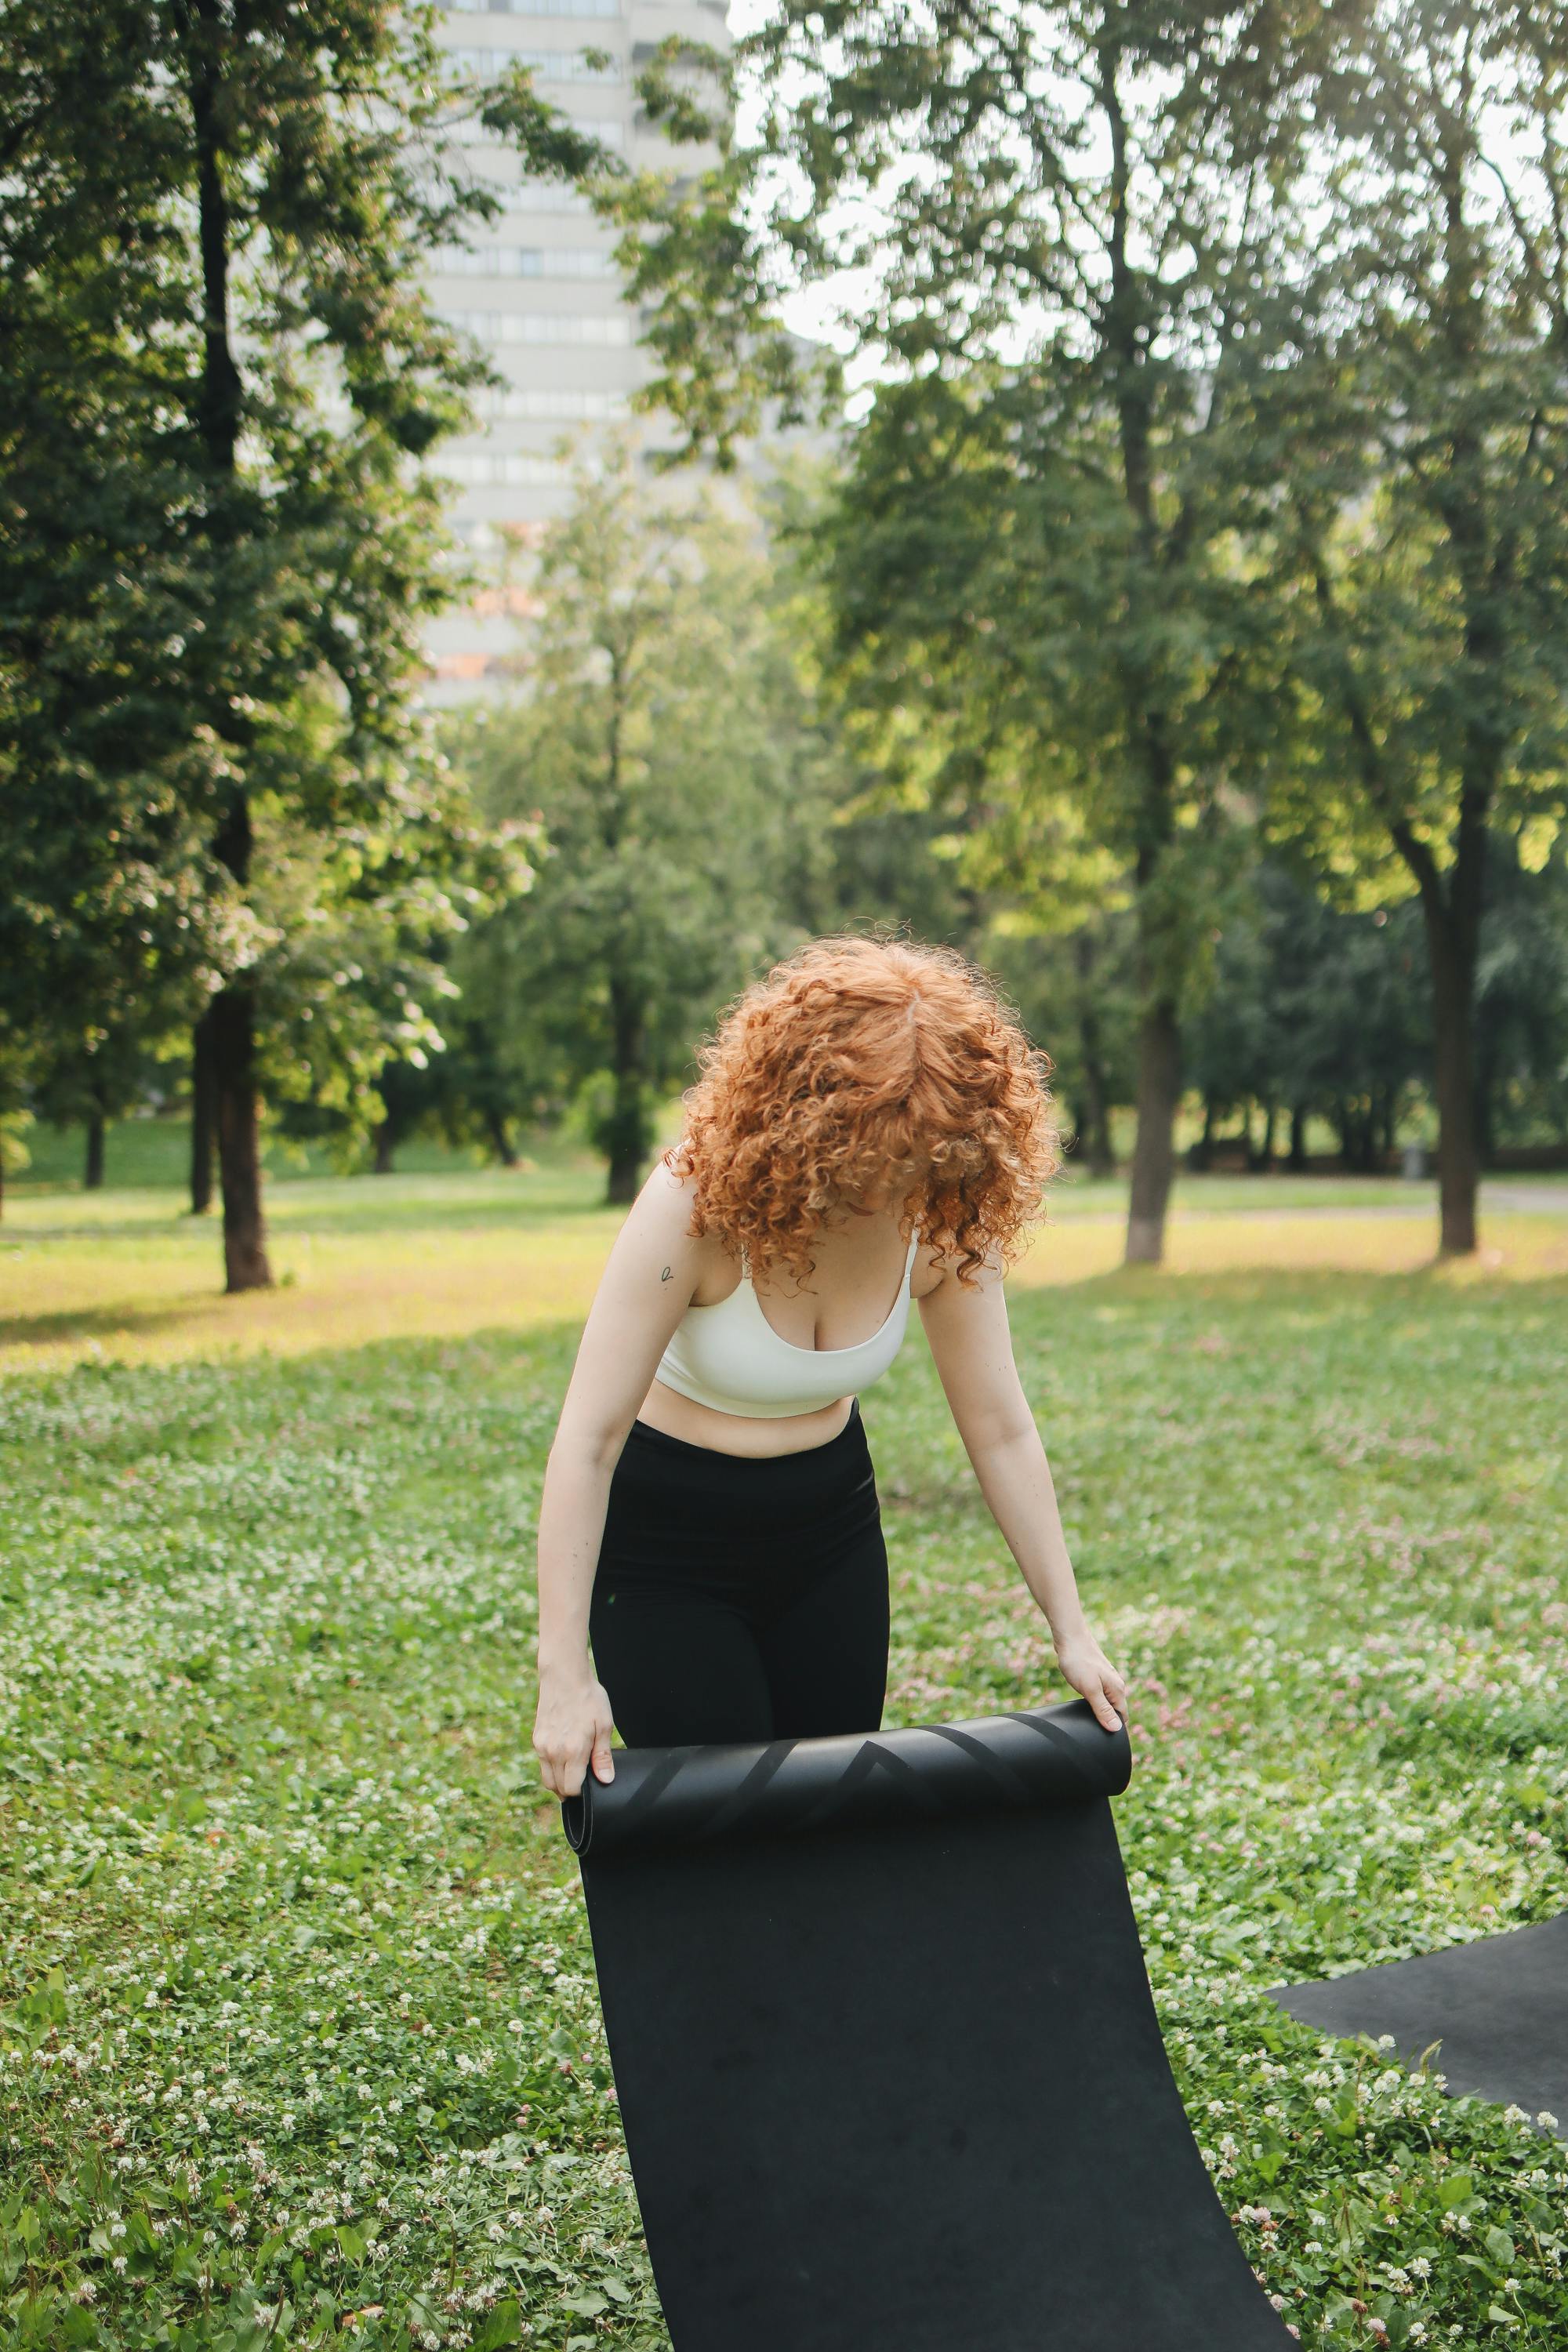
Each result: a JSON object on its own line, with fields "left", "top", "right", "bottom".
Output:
{"left": 0, "top": 1298, "right": 223, "bottom": 1351}
{"left": 5, "top": 1180, "right": 625, "bottom": 1245}
{"left": 1053, "top": 1260, "right": 1568, "bottom": 1305}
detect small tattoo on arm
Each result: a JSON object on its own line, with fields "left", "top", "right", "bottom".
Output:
{"left": 660, "top": 1265, "right": 673, "bottom": 1283}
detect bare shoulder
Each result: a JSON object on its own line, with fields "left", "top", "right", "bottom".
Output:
{"left": 913, "top": 1238, "right": 1007, "bottom": 1305}
{"left": 612, "top": 1151, "right": 724, "bottom": 1277}
{"left": 626, "top": 1151, "right": 700, "bottom": 1239}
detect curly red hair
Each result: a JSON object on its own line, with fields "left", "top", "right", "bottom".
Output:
{"left": 664, "top": 935, "right": 1059, "bottom": 1287}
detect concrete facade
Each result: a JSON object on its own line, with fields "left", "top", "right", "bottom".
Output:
{"left": 425, "top": 0, "right": 731, "bottom": 693}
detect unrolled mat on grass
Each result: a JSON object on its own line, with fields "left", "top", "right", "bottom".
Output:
{"left": 1272, "top": 1912, "right": 1568, "bottom": 2139}
{"left": 561, "top": 1699, "right": 1294, "bottom": 2350}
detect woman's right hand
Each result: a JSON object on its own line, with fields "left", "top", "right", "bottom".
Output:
{"left": 533, "top": 1664, "right": 618, "bottom": 1798}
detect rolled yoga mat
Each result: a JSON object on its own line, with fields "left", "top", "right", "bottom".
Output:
{"left": 561, "top": 1699, "right": 1294, "bottom": 2350}
{"left": 1272, "top": 1912, "right": 1568, "bottom": 2137}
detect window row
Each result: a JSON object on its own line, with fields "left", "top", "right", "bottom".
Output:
{"left": 470, "top": 387, "right": 629, "bottom": 418}
{"left": 443, "top": 45, "right": 622, "bottom": 80}
{"left": 439, "top": 307, "right": 634, "bottom": 344}
{"left": 445, "top": 114, "right": 624, "bottom": 151}
{"left": 447, "top": 0, "right": 620, "bottom": 19}
{"left": 439, "top": 452, "right": 572, "bottom": 485}
{"left": 429, "top": 244, "right": 615, "bottom": 278}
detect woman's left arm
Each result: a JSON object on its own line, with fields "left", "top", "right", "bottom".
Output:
{"left": 918, "top": 1255, "right": 1128, "bottom": 1733}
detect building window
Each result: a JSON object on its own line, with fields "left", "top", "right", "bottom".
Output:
{"left": 471, "top": 387, "right": 630, "bottom": 419}
{"left": 482, "top": 182, "right": 593, "bottom": 214}
{"left": 428, "top": 245, "right": 616, "bottom": 279}
{"left": 439, "top": 307, "right": 634, "bottom": 346}
{"left": 445, "top": 0, "right": 621, "bottom": 19}
{"left": 438, "top": 452, "right": 572, "bottom": 485}
{"left": 444, "top": 45, "right": 622, "bottom": 80}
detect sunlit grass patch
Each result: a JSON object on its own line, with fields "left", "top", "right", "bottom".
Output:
{"left": 2, "top": 1247, "right": 1567, "bottom": 2347}
{"left": 5, "top": 1151, "right": 1565, "bottom": 1374}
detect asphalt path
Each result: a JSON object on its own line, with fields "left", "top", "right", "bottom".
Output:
{"left": 1062, "top": 1181, "right": 1568, "bottom": 1225}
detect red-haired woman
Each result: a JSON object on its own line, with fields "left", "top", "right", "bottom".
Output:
{"left": 532, "top": 936, "right": 1127, "bottom": 1798}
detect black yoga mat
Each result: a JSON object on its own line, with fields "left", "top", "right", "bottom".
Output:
{"left": 1272, "top": 1911, "right": 1568, "bottom": 2137}
{"left": 561, "top": 1700, "right": 1294, "bottom": 2350}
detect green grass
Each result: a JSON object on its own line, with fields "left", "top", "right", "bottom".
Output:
{"left": 13, "top": 1112, "right": 1528, "bottom": 1214}
{"left": 3, "top": 1203, "right": 1568, "bottom": 2350}
{"left": 13, "top": 1120, "right": 505, "bottom": 1195}
{"left": 9, "top": 1119, "right": 1568, "bottom": 1381}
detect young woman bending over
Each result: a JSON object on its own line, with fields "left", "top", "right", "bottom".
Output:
{"left": 533, "top": 935, "right": 1127, "bottom": 1798}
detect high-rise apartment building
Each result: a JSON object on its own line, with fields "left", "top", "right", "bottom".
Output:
{"left": 425, "top": 0, "right": 731, "bottom": 692}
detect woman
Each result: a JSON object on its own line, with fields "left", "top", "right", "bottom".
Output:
{"left": 532, "top": 935, "right": 1127, "bottom": 1800}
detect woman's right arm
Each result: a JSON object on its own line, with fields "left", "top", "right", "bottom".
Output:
{"left": 532, "top": 1159, "right": 710, "bottom": 1799}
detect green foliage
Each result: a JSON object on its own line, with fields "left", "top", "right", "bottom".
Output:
{"left": 605, "top": 0, "right": 1568, "bottom": 1255}
{"left": 1475, "top": 840, "right": 1568, "bottom": 1154}
{"left": 1185, "top": 865, "right": 1432, "bottom": 1167}
{"left": 606, "top": 0, "right": 1344, "bottom": 1254}
{"left": 443, "top": 448, "right": 848, "bottom": 1196}
{"left": 985, "top": 913, "right": 1139, "bottom": 1174}
{"left": 1240, "top": 5, "right": 1568, "bottom": 1243}
{"left": 0, "top": 0, "right": 606, "bottom": 1250}
{"left": 1258, "top": 9, "right": 1568, "bottom": 888}
{"left": 3, "top": 1190, "right": 1568, "bottom": 2344}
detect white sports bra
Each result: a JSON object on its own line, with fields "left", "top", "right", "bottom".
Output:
{"left": 655, "top": 1230, "right": 922, "bottom": 1420}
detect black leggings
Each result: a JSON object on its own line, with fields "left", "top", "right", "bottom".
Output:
{"left": 588, "top": 1402, "right": 889, "bottom": 1747}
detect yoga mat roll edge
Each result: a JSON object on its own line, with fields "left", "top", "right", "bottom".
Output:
{"left": 564, "top": 1700, "right": 1295, "bottom": 2351}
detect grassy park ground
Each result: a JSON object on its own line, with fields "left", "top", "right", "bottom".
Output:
{"left": 2, "top": 1137, "right": 1568, "bottom": 2350}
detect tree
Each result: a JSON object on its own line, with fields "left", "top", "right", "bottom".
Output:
{"left": 1258, "top": 2, "right": 1568, "bottom": 1252}
{"left": 0, "top": 1018, "right": 38, "bottom": 1222}
{"left": 448, "top": 448, "right": 833, "bottom": 1203}
{"left": 987, "top": 913, "right": 1139, "bottom": 1180}
{"left": 608, "top": 1, "right": 1330, "bottom": 1264}
{"left": 1184, "top": 864, "right": 1430, "bottom": 1173}
{"left": 1473, "top": 833, "right": 1568, "bottom": 1163}
{"left": 0, "top": 1, "right": 604, "bottom": 1285}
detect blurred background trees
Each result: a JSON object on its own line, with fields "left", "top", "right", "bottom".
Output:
{"left": 0, "top": 0, "right": 608, "bottom": 1283}
{"left": 4, "top": 1, "right": 1567, "bottom": 1265}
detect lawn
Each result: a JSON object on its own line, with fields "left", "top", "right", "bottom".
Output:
{"left": 2, "top": 1169, "right": 1566, "bottom": 2352}
{"left": 6, "top": 1120, "right": 1568, "bottom": 1377}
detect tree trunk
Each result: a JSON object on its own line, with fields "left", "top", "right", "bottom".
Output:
{"left": 484, "top": 1107, "right": 520, "bottom": 1169}
{"left": 191, "top": 1011, "right": 216, "bottom": 1214}
{"left": 604, "top": 971, "right": 648, "bottom": 1207}
{"left": 208, "top": 982, "right": 271, "bottom": 1292}
{"left": 1072, "top": 931, "right": 1116, "bottom": 1178}
{"left": 606, "top": 1116, "right": 643, "bottom": 1206}
{"left": 84, "top": 1111, "right": 106, "bottom": 1190}
{"left": 1474, "top": 1032, "right": 1497, "bottom": 1171}
{"left": 1288, "top": 1104, "right": 1306, "bottom": 1171}
{"left": 1258, "top": 1099, "right": 1280, "bottom": 1173}
{"left": 1424, "top": 900, "right": 1481, "bottom": 1254}
{"left": 1191, "top": 1095, "right": 1218, "bottom": 1174}
{"left": 1101, "top": 40, "right": 1188, "bottom": 1266}
{"left": 1125, "top": 994, "right": 1181, "bottom": 1263}
{"left": 183, "top": 6, "right": 263, "bottom": 1286}
{"left": 372, "top": 1120, "right": 397, "bottom": 1175}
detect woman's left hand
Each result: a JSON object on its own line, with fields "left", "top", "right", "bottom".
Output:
{"left": 1052, "top": 1631, "right": 1129, "bottom": 1733}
